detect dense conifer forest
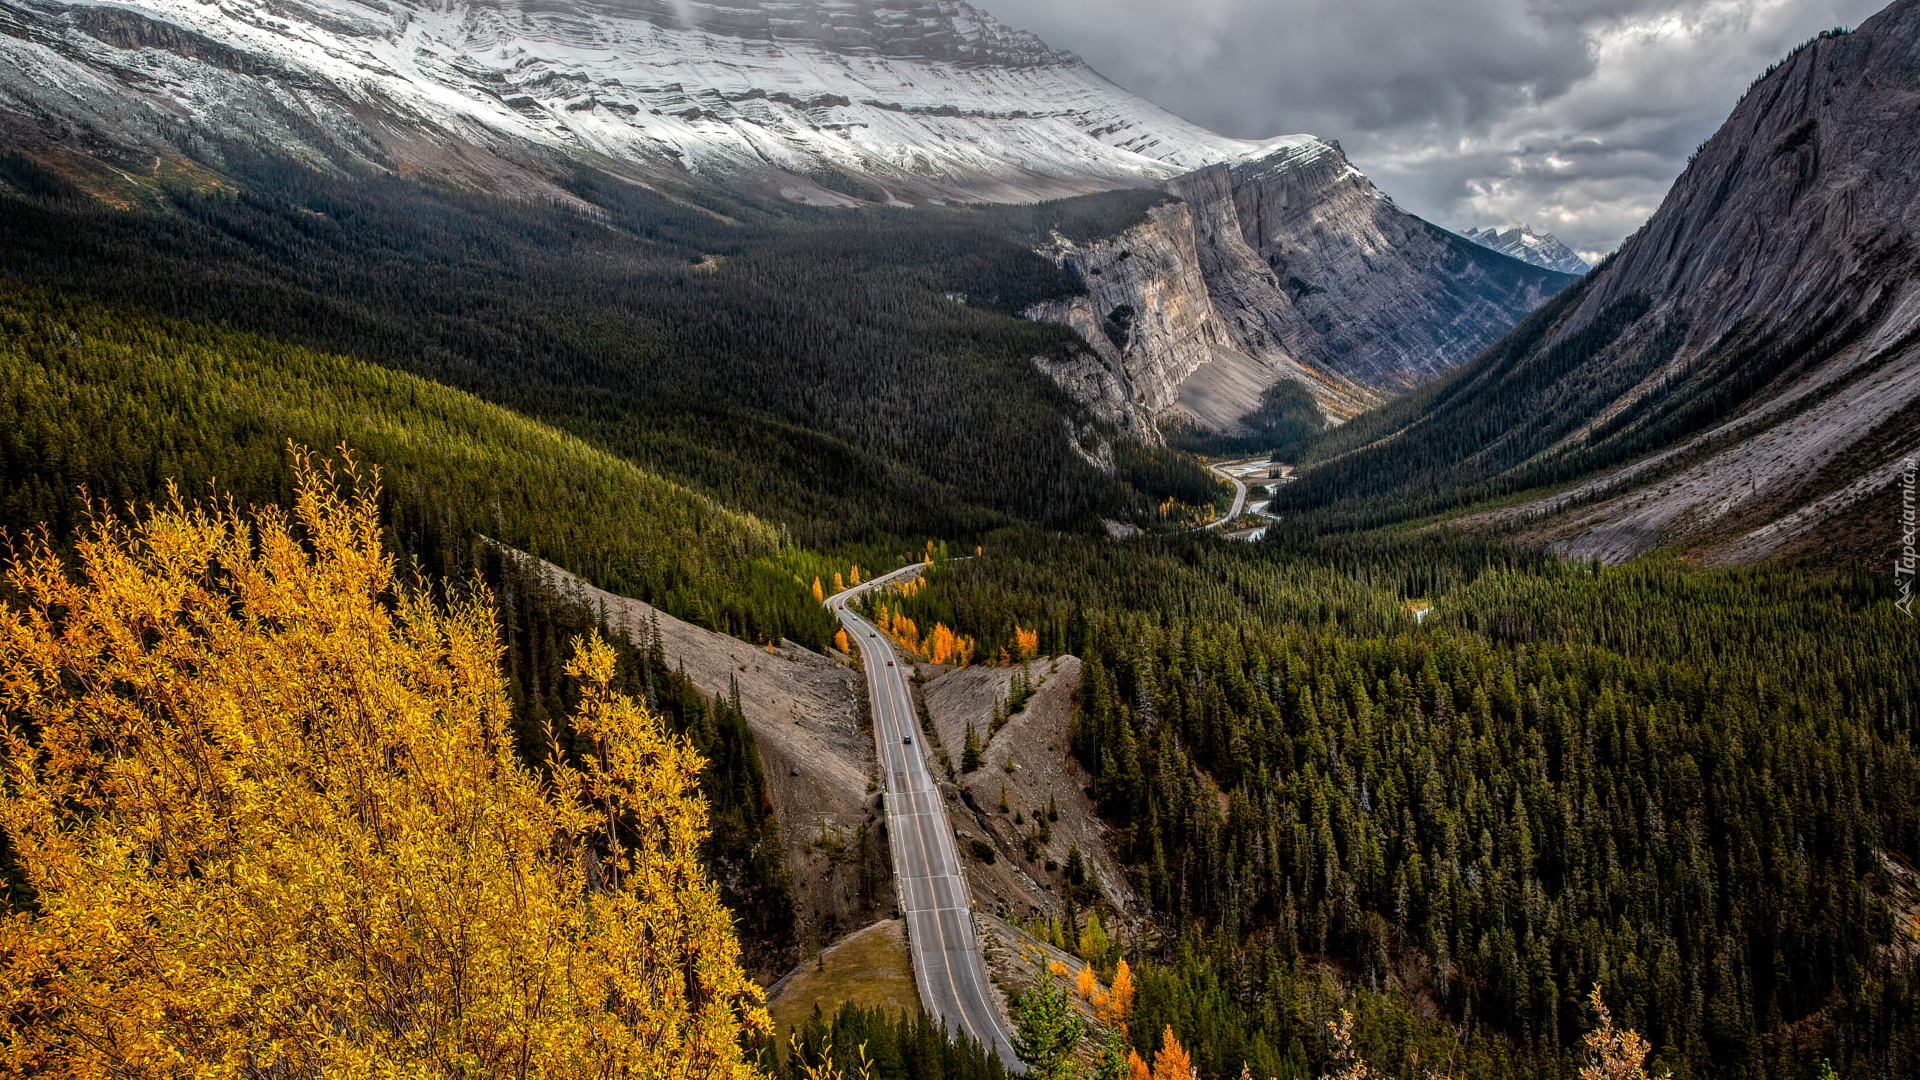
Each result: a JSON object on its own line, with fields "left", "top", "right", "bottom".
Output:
{"left": 0, "top": 156, "right": 1209, "bottom": 543}
{"left": 883, "top": 534, "right": 1920, "bottom": 1078}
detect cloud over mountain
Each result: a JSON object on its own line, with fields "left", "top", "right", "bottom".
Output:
{"left": 996, "top": 0, "right": 1886, "bottom": 259}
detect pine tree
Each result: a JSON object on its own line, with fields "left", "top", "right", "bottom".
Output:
{"left": 963, "top": 723, "right": 983, "bottom": 772}
{"left": 1011, "top": 963, "right": 1085, "bottom": 1080}
{"left": 1092, "top": 1028, "right": 1130, "bottom": 1080}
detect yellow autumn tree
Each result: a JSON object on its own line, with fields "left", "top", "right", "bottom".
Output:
{"left": 1580, "top": 986, "right": 1670, "bottom": 1080}
{"left": 1076, "top": 964, "right": 1099, "bottom": 1001}
{"left": 0, "top": 452, "right": 769, "bottom": 1079}
{"left": 835, "top": 628, "right": 853, "bottom": 655}
{"left": 1320, "top": 1010, "right": 1383, "bottom": 1080}
{"left": 929, "top": 623, "right": 959, "bottom": 665}
{"left": 1013, "top": 626, "right": 1040, "bottom": 662}
{"left": 812, "top": 577, "right": 825, "bottom": 603}
{"left": 1108, "top": 958, "right": 1136, "bottom": 1027}
{"left": 1151, "top": 1027, "right": 1194, "bottom": 1080}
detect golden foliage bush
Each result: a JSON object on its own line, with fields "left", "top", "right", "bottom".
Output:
{"left": 0, "top": 453, "right": 768, "bottom": 1078}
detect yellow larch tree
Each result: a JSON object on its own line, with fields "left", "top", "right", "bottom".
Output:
{"left": 1151, "top": 1027, "right": 1194, "bottom": 1080}
{"left": 0, "top": 452, "right": 769, "bottom": 1080}
{"left": 1076, "top": 963, "right": 1099, "bottom": 1001}
{"left": 929, "top": 623, "right": 959, "bottom": 665}
{"left": 1013, "top": 626, "right": 1040, "bottom": 662}
{"left": 1108, "top": 958, "right": 1136, "bottom": 1027}
{"left": 1319, "top": 1010, "right": 1383, "bottom": 1080}
{"left": 1580, "top": 986, "right": 1670, "bottom": 1080}
{"left": 812, "top": 577, "right": 825, "bottom": 603}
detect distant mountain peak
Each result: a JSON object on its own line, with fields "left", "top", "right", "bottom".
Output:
{"left": 1462, "top": 225, "right": 1589, "bottom": 275}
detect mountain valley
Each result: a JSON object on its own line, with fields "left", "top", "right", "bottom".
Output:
{"left": 1, "top": 2, "right": 1917, "bottom": 1080}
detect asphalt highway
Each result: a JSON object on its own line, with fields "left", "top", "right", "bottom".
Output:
{"left": 1203, "top": 460, "right": 1250, "bottom": 528}
{"left": 826, "top": 567, "right": 1021, "bottom": 1070}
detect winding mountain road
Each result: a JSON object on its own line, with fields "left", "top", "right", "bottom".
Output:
{"left": 826, "top": 568, "right": 1020, "bottom": 1070}
{"left": 1202, "top": 460, "right": 1250, "bottom": 529}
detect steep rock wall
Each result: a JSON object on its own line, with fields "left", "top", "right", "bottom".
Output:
{"left": 1025, "top": 142, "right": 1569, "bottom": 438}
{"left": 1222, "top": 146, "right": 1575, "bottom": 389}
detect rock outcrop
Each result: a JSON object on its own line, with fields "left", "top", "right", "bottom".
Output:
{"left": 1281, "top": 4, "right": 1920, "bottom": 567}
{"left": 1025, "top": 142, "right": 1575, "bottom": 435}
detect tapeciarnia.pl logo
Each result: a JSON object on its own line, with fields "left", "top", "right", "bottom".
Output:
{"left": 1899, "top": 456, "right": 1916, "bottom": 619}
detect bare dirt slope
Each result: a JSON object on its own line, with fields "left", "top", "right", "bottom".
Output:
{"left": 917, "top": 657, "right": 1139, "bottom": 929}
{"left": 520, "top": 553, "right": 894, "bottom": 956}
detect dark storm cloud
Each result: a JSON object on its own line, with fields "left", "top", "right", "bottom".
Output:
{"left": 991, "top": 0, "right": 1888, "bottom": 258}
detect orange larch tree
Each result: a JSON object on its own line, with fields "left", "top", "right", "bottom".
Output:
{"left": 1151, "top": 1027, "right": 1194, "bottom": 1080}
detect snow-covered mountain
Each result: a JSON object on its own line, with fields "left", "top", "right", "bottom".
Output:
{"left": 0, "top": 0, "right": 1574, "bottom": 434}
{"left": 1462, "top": 226, "right": 1589, "bottom": 275}
{"left": 0, "top": 0, "right": 1328, "bottom": 203}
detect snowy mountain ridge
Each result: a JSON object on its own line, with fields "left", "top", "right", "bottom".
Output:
{"left": 0, "top": 0, "right": 1572, "bottom": 440}
{"left": 0, "top": 0, "right": 1345, "bottom": 203}
{"left": 1462, "top": 225, "right": 1590, "bottom": 275}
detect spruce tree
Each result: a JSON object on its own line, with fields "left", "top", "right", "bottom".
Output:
{"left": 1011, "top": 965, "right": 1084, "bottom": 1080}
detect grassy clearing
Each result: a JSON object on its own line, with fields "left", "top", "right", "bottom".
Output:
{"left": 765, "top": 918, "right": 919, "bottom": 1048}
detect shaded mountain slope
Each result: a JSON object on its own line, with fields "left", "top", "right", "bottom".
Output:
{"left": 1276, "top": 3, "right": 1920, "bottom": 568}
{"left": 0, "top": 159, "right": 1226, "bottom": 541}
{"left": 0, "top": 281, "right": 837, "bottom": 643}
{"left": 0, "top": 0, "right": 1571, "bottom": 446}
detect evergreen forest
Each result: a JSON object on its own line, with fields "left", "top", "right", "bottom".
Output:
{"left": 882, "top": 532, "right": 1920, "bottom": 1079}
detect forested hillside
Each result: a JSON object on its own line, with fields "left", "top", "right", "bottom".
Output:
{"left": 0, "top": 460, "right": 773, "bottom": 1077}
{"left": 886, "top": 533, "right": 1920, "bottom": 1078}
{"left": 0, "top": 284, "right": 830, "bottom": 646}
{"left": 0, "top": 285, "right": 840, "bottom": 969}
{"left": 0, "top": 155, "right": 1213, "bottom": 541}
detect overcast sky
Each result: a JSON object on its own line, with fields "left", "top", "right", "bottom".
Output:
{"left": 990, "top": 0, "right": 1886, "bottom": 260}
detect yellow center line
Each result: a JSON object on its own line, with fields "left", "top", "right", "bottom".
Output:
{"left": 834, "top": 574, "right": 1007, "bottom": 1058}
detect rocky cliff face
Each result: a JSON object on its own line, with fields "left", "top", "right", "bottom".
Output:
{"left": 1025, "top": 197, "right": 1377, "bottom": 439}
{"left": 1281, "top": 3, "right": 1920, "bottom": 567}
{"left": 1025, "top": 141, "right": 1574, "bottom": 437}
{"left": 1219, "top": 148, "right": 1576, "bottom": 389}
